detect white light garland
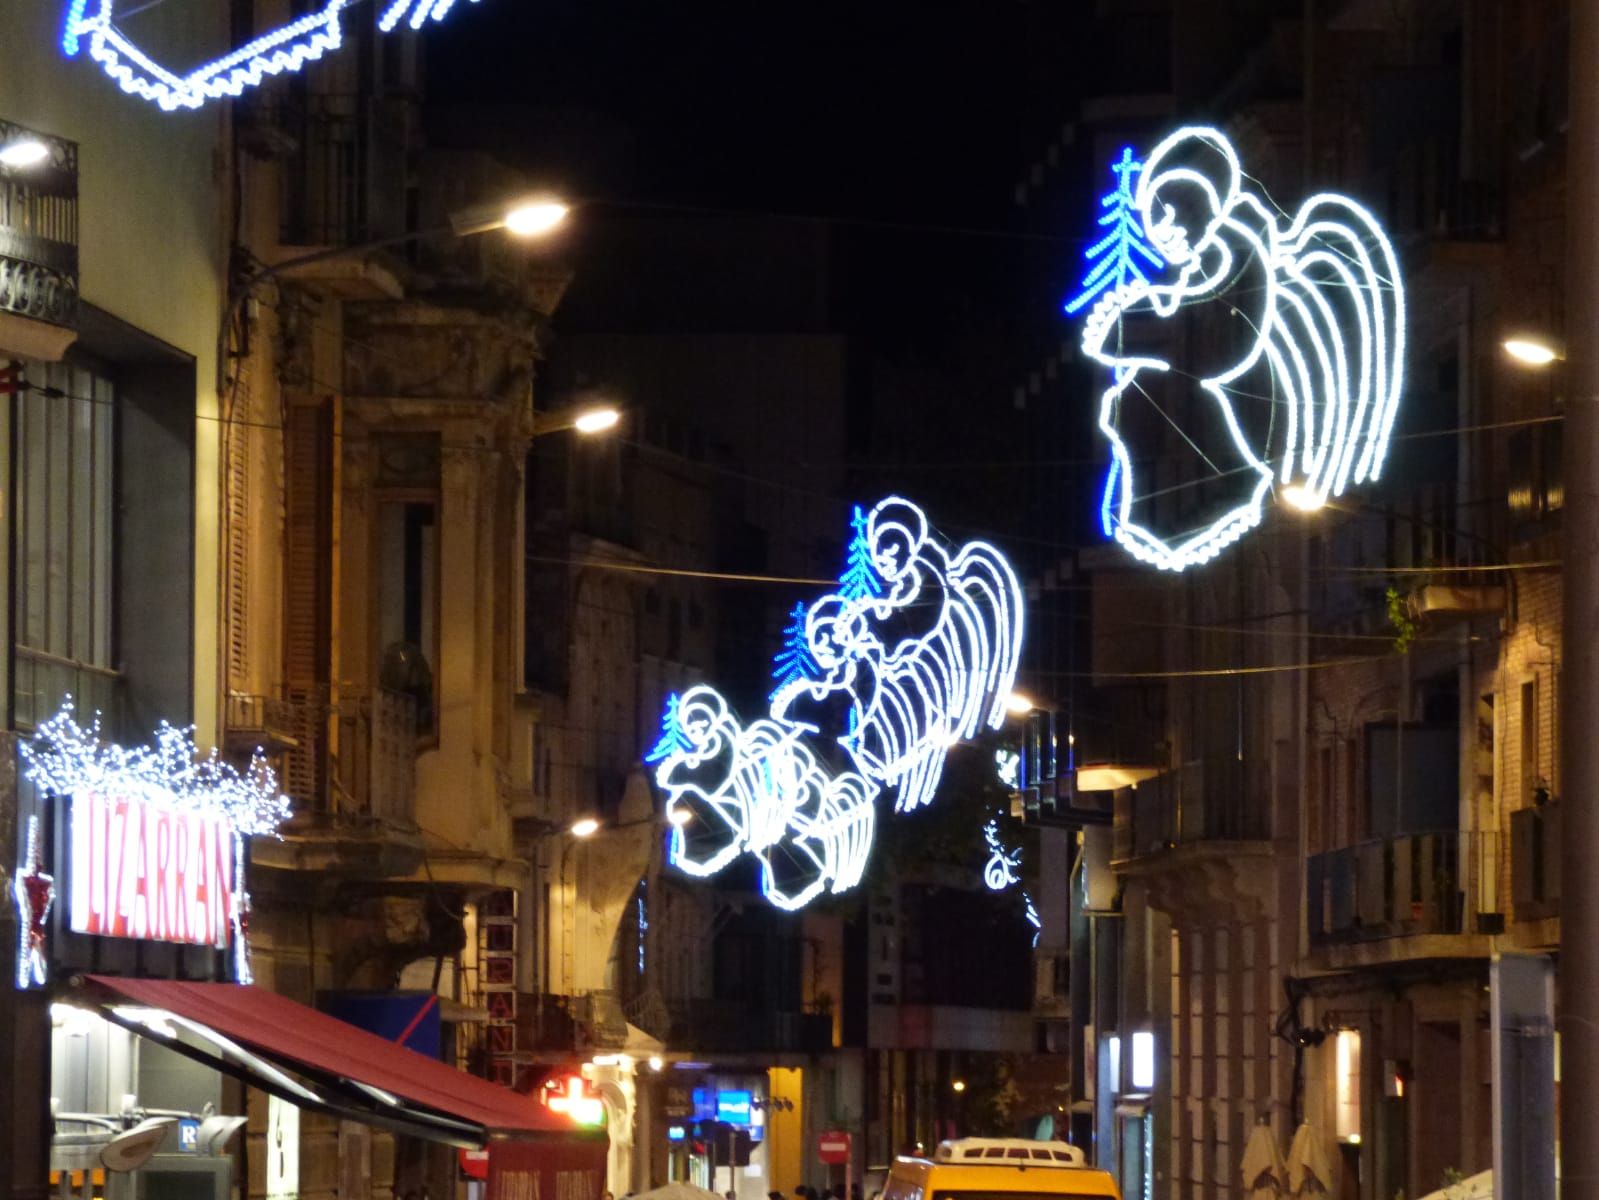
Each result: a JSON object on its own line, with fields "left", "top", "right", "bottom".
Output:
{"left": 22, "top": 700, "right": 291, "bottom": 836}
{"left": 1077, "top": 126, "right": 1406, "bottom": 573}
{"left": 62, "top": 0, "right": 481, "bottom": 112}
{"left": 19, "top": 698, "right": 289, "bottom": 983}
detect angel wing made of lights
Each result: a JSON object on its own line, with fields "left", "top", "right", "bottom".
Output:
{"left": 1080, "top": 126, "right": 1405, "bottom": 572}
{"left": 649, "top": 686, "right": 877, "bottom": 909}
{"left": 780, "top": 497, "right": 1024, "bottom": 812}
{"left": 61, "top": 0, "right": 480, "bottom": 111}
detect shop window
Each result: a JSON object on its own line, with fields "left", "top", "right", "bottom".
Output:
{"left": 13, "top": 360, "right": 116, "bottom": 729}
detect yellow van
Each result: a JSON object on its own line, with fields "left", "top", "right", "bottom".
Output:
{"left": 883, "top": 1138, "right": 1120, "bottom": 1200}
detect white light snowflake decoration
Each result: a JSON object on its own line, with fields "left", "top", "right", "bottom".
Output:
{"left": 62, "top": 0, "right": 481, "bottom": 112}
{"left": 1078, "top": 126, "right": 1406, "bottom": 572}
{"left": 775, "top": 497, "right": 1025, "bottom": 812}
{"left": 647, "top": 498, "right": 1026, "bottom": 910}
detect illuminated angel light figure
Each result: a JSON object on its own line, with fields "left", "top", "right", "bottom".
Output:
{"left": 62, "top": 0, "right": 481, "bottom": 112}
{"left": 1079, "top": 126, "right": 1406, "bottom": 572}
{"left": 648, "top": 686, "right": 877, "bottom": 910}
{"left": 778, "top": 497, "right": 1025, "bottom": 812}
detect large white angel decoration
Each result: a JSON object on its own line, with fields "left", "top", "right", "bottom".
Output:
{"left": 646, "top": 686, "right": 877, "bottom": 911}
{"left": 1079, "top": 126, "right": 1405, "bottom": 572}
{"left": 773, "top": 497, "right": 1025, "bottom": 812}
{"left": 645, "top": 496, "right": 1026, "bottom": 910}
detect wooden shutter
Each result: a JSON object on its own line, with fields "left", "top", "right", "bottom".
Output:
{"left": 282, "top": 397, "right": 333, "bottom": 807}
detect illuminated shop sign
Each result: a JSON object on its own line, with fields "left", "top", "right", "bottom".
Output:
{"left": 70, "top": 789, "right": 236, "bottom": 947}
{"left": 16, "top": 700, "right": 290, "bottom": 987}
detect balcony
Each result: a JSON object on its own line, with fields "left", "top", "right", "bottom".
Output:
{"left": 1305, "top": 831, "right": 1499, "bottom": 970}
{"left": 1511, "top": 802, "right": 1561, "bottom": 924}
{"left": 1111, "top": 758, "right": 1274, "bottom": 920}
{"left": 249, "top": 685, "right": 423, "bottom": 877}
{"left": 0, "top": 119, "right": 78, "bottom": 360}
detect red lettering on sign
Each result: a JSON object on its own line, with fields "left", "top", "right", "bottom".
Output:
{"left": 69, "top": 791, "right": 235, "bottom": 948}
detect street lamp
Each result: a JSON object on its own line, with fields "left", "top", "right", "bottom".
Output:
{"left": 1503, "top": 335, "right": 1564, "bottom": 367}
{"left": 0, "top": 138, "right": 49, "bottom": 168}
{"left": 1004, "top": 692, "right": 1035, "bottom": 717}
{"left": 1280, "top": 485, "right": 1326, "bottom": 513}
{"left": 569, "top": 817, "right": 600, "bottom": 839}
{"left": 532, "top": 403, "right": 622, "bottom": 439}
{"left": 221, "top": 192, "right": 571, "bottom": 388}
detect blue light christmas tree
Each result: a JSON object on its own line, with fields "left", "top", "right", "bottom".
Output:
{"left": 771, "top": 603, "right": 820, "bottom": 690}
{"left": 645, "top": 694, "right": 694, "bottom": 763}
{"left": 837, "top": 506, "right": 884, "bottom": 601}
{"left": 1063, "top": 146, "right": 1164, "bottom": 316}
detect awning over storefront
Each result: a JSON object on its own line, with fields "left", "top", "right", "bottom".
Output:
{"left": 73, "top": 975, "right": 609, "bottom": 1156}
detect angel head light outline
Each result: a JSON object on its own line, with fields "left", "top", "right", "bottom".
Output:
{"left": 1080, "top": 126, "right": 1406, "bottom": 572}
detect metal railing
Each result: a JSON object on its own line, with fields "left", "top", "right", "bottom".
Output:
{"left": 0, "top": 119, "right": 78, "bottom": 328}
{"left": 264, "top": 684, "right": 417, "bottom": 826}
{"left": 270, "top": 93, "right": 412, "bottom": 249}
{"left": 1306, "top": 831, "right": 1498, "bottom": 944}
{"left": 1113, "top": 758, "right": 1266, "bottom": 861}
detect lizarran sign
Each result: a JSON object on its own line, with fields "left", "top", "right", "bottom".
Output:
{"left": 69, "top": 788, "right": 237, "bottom": 948}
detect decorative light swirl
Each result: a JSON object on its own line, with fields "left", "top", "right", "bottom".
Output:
{"left": 1077, "top": 126, "right": 1406, "bottom": 573}
{"left": 982, "top": 819, "right": 1021, "bottom": 891}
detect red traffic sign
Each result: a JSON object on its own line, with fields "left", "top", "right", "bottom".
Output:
{"left": 818, "top": 1131, "right": 852, "bottom": 1165}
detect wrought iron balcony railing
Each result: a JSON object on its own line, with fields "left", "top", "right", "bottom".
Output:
{"left": 0, "top": 120, "right": 78, "bottom": 330}
{"left": 1113, "top": 757, "right": 1265, "bottom": 862}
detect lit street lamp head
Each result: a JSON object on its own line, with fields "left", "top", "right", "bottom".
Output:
{"left": 449, "top": 196, "right": 570, "bottom": 239}
{"left": 0, "top": 139, "right": 49, "bottom": 169}
{"left": 1502, "top": 336, "right": 1563, "bottom": 367}
{"left": 573, "top": 406, "right": 621, "bottom": 435}
{"left": 1004, "top": 692, "right": 1034, "bottom": 717}
{"left": 570, "top": 817, "right": 600, "bottom": 838}
{"left": 1280, "top": 485, "right": 1326, "bottom": 513}
{"left": 503, "top": 199, "right": 570, "bottom": 238}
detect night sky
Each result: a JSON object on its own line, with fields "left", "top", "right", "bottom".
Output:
{"left": 429, "top": 2, "right": 1116, "bottom": 561}
{"left": 428, "top": 1, "right": 1093, "bottom": 225}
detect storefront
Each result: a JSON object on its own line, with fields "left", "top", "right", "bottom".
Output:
{"left": 14, "top": 705, "right": 608, "bottom": 1198}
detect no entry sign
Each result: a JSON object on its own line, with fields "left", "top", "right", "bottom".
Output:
{"left": 818, "top": 1131, "right": 852, "bottom": 1165}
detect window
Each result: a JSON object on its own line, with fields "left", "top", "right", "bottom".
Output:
{"left": 1130, "top": 1030, "right": 1156, "bottom": 1090}
{"left": 13, "top": 359, "right": 116, "bottom": 728}
{"left": 1521, "top": 678, "right": 1541, "bottom": 807}
{"left": 373, "top": 434, "right": 440, "bottom": 734}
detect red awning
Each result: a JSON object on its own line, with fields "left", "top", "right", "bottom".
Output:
{"left": 80, "top": 975, "right": 601, "bottom": 1147}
